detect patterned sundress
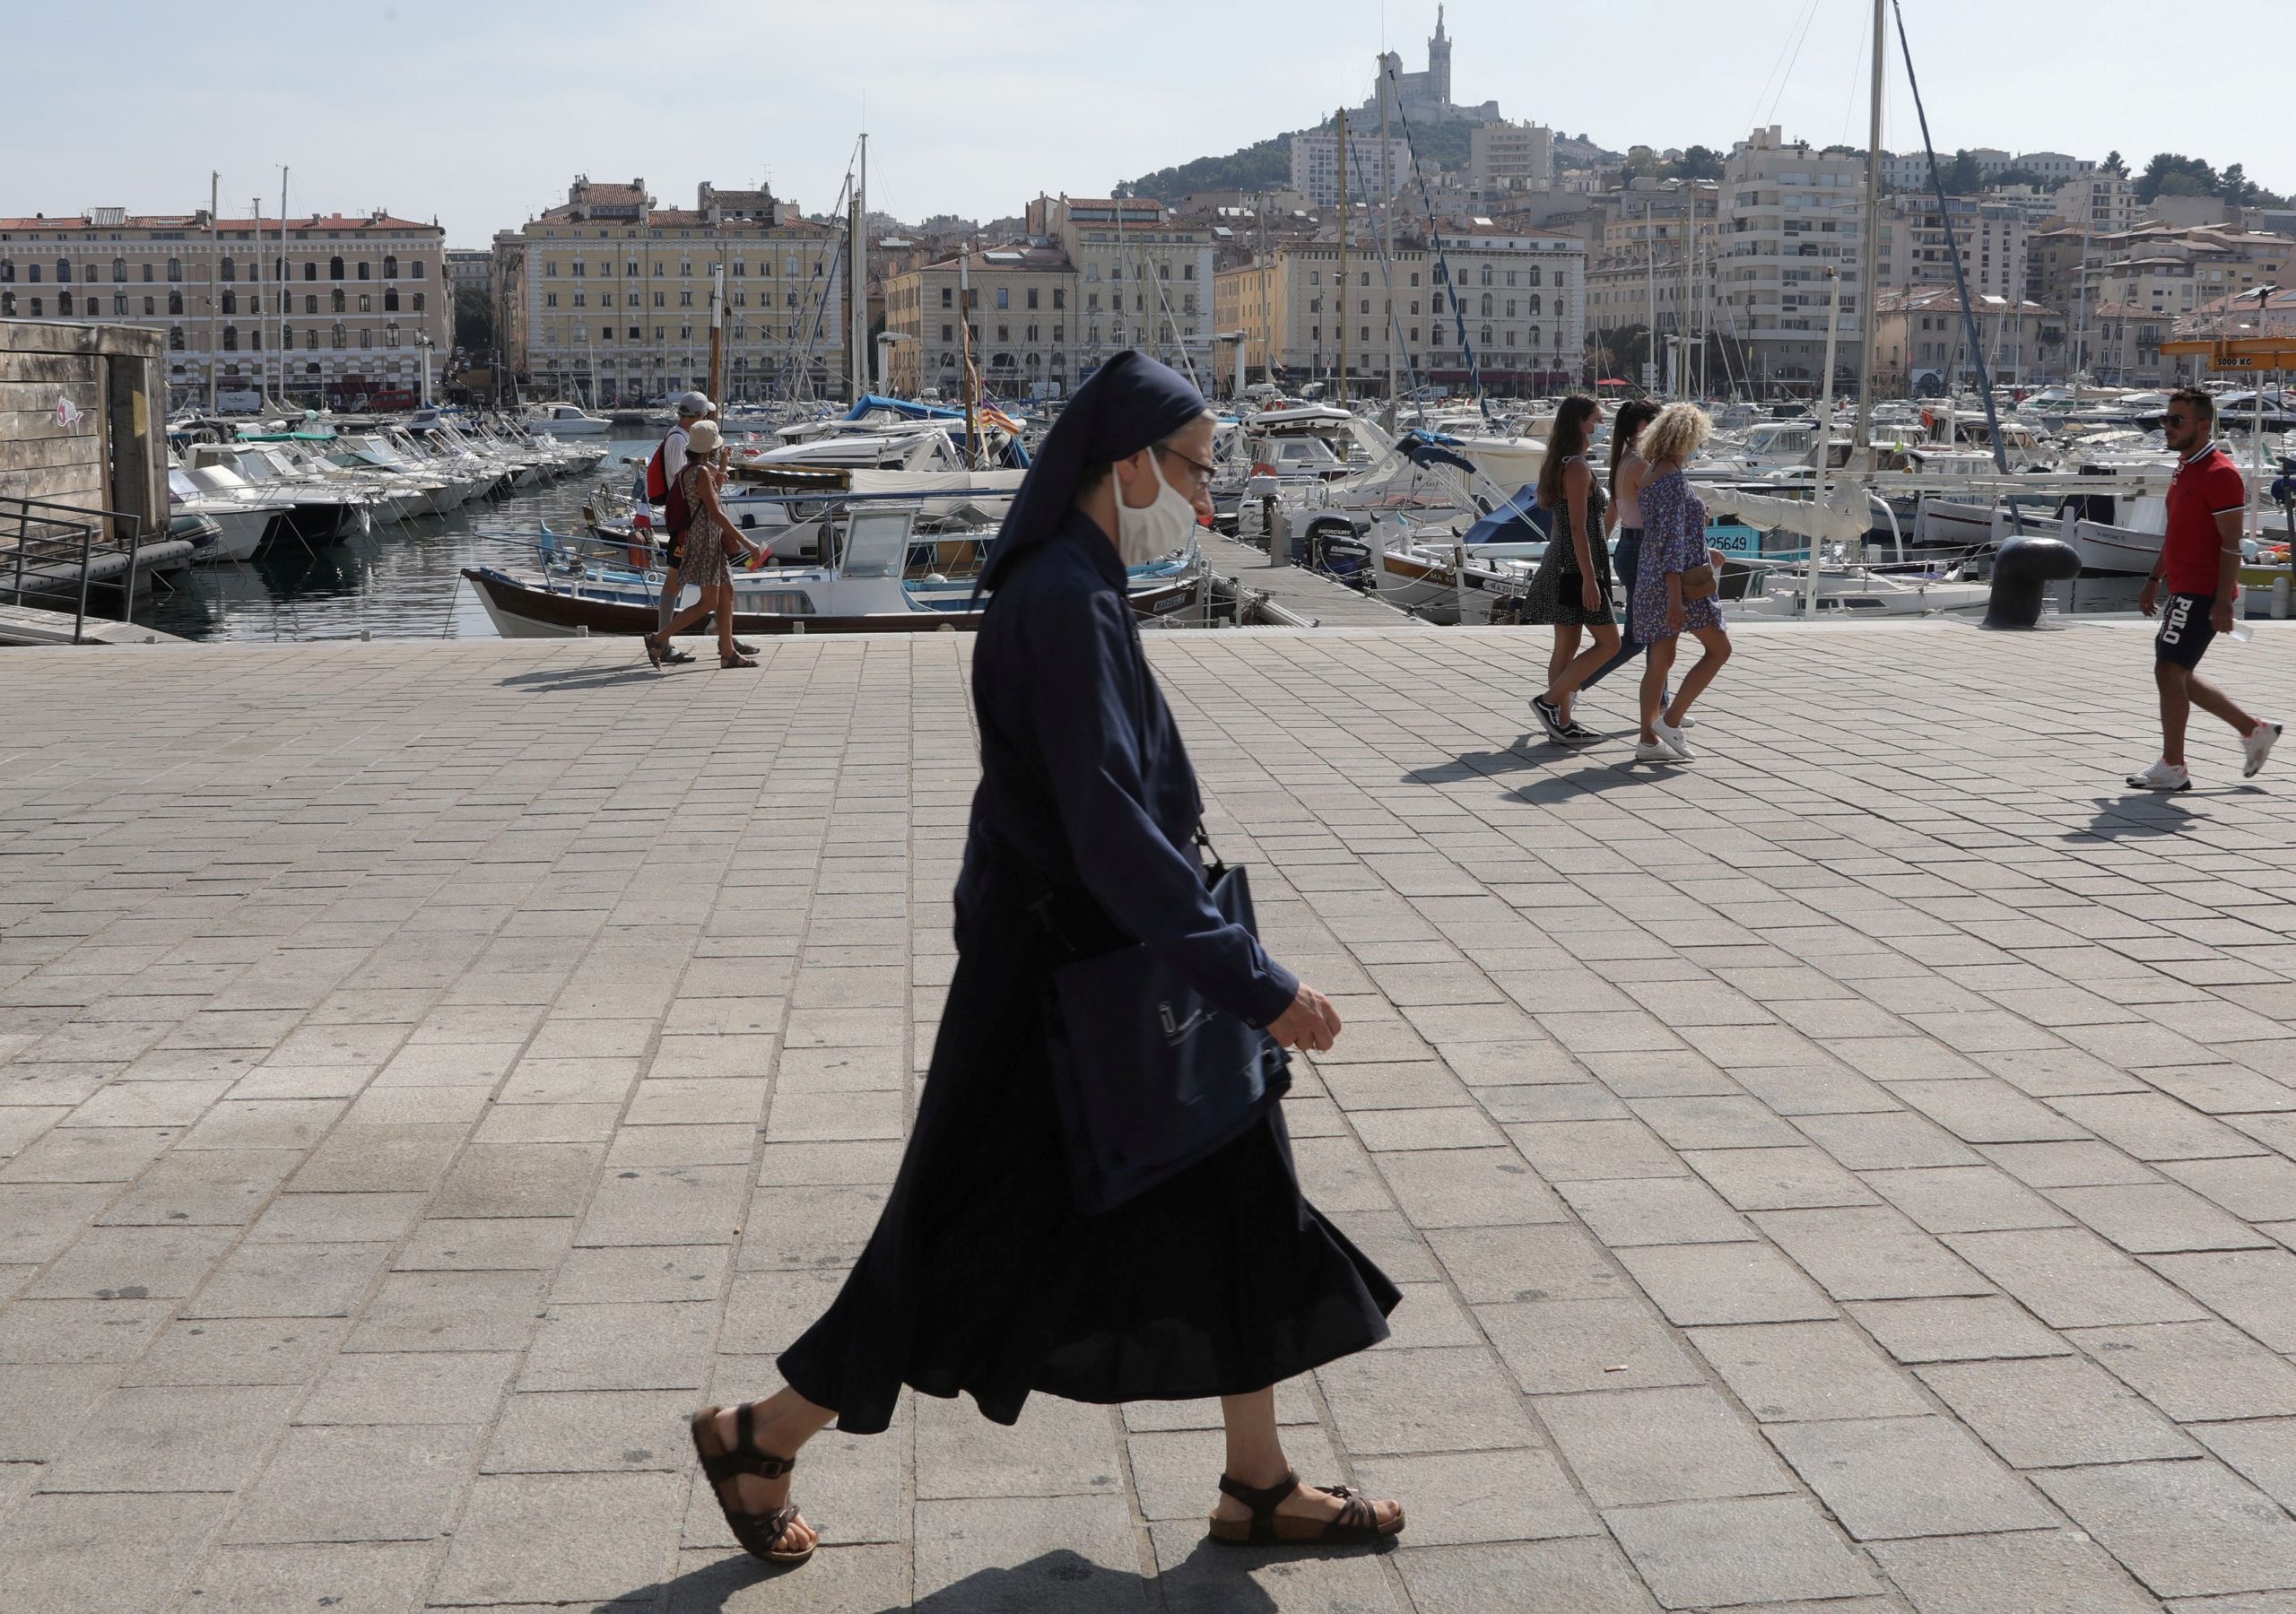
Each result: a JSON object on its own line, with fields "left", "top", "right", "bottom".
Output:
{"left": 1631, "top": 469, "right": 1724, "bottom": 642}
{"left": 676, "top": 462, "right": 732, "bottom": 592}
{"left": 1518, "top": 459, "right": 1613, "bottom": 627}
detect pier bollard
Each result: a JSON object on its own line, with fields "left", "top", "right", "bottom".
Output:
{"left": 1982, "top": 535, "right": 2081, "bottom": 630}
{"left": 1266, "top": 502, "right": 1289, "bottom": 568}
{"left": 2274, "top": 574, "right": 2290, "bottom": 620}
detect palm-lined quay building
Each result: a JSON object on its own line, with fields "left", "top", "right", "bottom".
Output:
{"left": 0, "top": 207, "right": 448, "bottom": 409}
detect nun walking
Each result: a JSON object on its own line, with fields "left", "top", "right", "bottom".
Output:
{"left": 689, "top": 352, "right": 1405, "bottom": 1566}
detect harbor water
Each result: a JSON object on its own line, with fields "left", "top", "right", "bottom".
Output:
{"left": 135, "top": 438, "right": 648, "bottom": 643}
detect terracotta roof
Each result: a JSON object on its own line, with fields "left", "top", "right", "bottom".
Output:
{"left": 0, "top": 213, "right": 435, "bottom": 233}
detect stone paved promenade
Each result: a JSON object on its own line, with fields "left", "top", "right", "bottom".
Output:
{"left": 5, "top": 620, "right": 2296, "bottom": 1613}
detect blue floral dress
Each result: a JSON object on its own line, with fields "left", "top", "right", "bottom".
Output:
{"left": 1631, "top": 469, "right": 1723, "bottom": 642}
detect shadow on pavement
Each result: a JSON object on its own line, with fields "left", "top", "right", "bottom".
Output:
{"left": 497, "top": 663, "right": 659, "bottom": 690}
{"left": 2075, "top": 786, "right": 2264, "bottom": 837}
{"left": 656, "top": 1539, "right": 1345, "bottom": 1610}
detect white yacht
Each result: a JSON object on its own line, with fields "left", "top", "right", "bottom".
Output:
{"left": 521, "top": 402, "right": 613, "bottom": 437}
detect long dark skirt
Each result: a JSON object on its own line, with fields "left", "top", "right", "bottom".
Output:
{"left": 778, "top": 911, "right": 1400, "bottom": 1435}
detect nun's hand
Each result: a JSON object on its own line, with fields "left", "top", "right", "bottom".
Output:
{"left": 1268, "top": 985, "right": 1343, "bottom": 1054}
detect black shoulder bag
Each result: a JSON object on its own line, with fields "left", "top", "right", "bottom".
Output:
{"left": 1013, "top": 827, "right": 1292, "bottom": 1215}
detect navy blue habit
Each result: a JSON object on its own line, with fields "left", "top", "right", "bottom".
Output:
{"left": 778, "top": 352, "right": 1397, "bottom": 1432}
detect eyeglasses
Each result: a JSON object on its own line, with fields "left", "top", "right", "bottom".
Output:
{"left": 1155, "top": 445, "right": 1216, "bottom": 492}
{"left": 2163, "top": 413, "right": 2191, "bottom": 426}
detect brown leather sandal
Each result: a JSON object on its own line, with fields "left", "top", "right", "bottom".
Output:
{"left": 690, "top": 1404, "right": 815, "bottom": 1565}
{"left": 1206, "top": 1468, "right": 1405, "bottom": 1546}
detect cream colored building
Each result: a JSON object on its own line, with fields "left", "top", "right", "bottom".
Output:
{"left": 1469, "top": 121, "right": 1555, "bottom": 198}
{"left": 1718, "top": 126, "right": 1867, "bottom": 391}
{"left": 1215, "top": 229, "right": 1586, "bottom": 395}
{"left": 1874, "top": 195, "right": 2028, "bottom": 301}
{"left": 1024, "top": 197, "right": 1218, "bottom": 385}
{"left": 881, "top": 247, "right": 1078, "bottom": 398}
{"left": 0, "top": 205, "right": 448, "bottom": 409}
{"left": 498, "top": 177, "right": 848, "bottom": 404}
{"left": 1873, "top": 285, "right": 2063, "bottom": 390}
{"left": 1582, "top": 183, "right": 1720, "bottom": 384}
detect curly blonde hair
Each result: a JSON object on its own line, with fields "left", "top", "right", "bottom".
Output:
{"left": 1639, "top": 402, "right": 1713, "bottom": 467}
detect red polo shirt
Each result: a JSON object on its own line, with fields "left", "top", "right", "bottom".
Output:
{"left": 2162, "top": 443, "right": 2248, "bottom": 596}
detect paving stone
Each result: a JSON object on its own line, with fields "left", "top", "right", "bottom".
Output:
{"left": 481, "top": 1388, "right": 691, "bottom": 1474}
{"left": 1556, "top": 1175, "right": 1750, "bottom": 1246}
{"left": 227, "top": 1423, "right": 481, "bottom": 1542}
{"left": 2145, "top": 1249, "right": 2296, "bottom": 1350}
{"left": 1865, "top": 1529, "right": 2162, "bottom": 1614}
{"left": 1862, "top": 1165, "right": 2074, "bottom": 1235}
{"left": 1318, "top": 1345, "right": 1538, "bottom": 1455}
{"left": 1538, "top": 1384, "right": 1796, "bottom": 1506}
{"left": 1603, "top": 1495, "right": 1876, "bottom": 1609}
{"left": 2035, "top": 1460, "right": 2296, "bottom": 1601}
{"left": 168, "top": 1542, "right": 439, "bottom": 1614}
{"left": 1849, "top": 1297, "right": 2075, "bottom": 1365}
{"left": 25, "top": 1223, "right": 237, "bottom": 1300}
{"left": 1503, "top": 1119, "right": 1686, "bottom": 1181}
{"left": 1765, "top": 1414, "right": 2057, "bottom": 1540}
{"left": 1425, "top": 1223, "right": 1631, "bottom": 1304}
{"left": 1792, "top": 1111, "right": 1984, "bottom": 1170}
{"left": 665, "top": 1542, "right": 907, "bottom": 1613}
{"left": 1883, "top": 1078, "right": 2095, "bottom": 1143}
{"left": 1119, "top": 1422, "right": 1343, "bottom": 1523}
{"left": 1982, "top": 1141, "right": 2162, "bottom": 1189}
{"left": 1683, "top": 1146, "right": 1881, "bottom": 1210}
{"left": 2164, "top": 1156, "right": 2296, "bottom": 1222}
{"left": 37, "top": 1384, "right": 298, "bottom": 1493}
{"left": 430, "top": 1142, "right": 603, "bottom": 1219}
{"left": 577, "top": 1164, "right": 748, "bottom": 1246}
{"left": 244, "top": 1191, "right": 426, "bottom": 1245}
{"left": 1615, "top": 1242, "right": 1837, "bottom": 1325}
{"left": 2047, "top": 1181, "right": 2274, "bottom": 1254}
{"left": 2048, "top": 1092, "right": 2266, "bottom": 1161}
{"left": 0, "top": 1492, "right": 230, "bottom": 1613}
{"left": 286, "top": 1123, "right": 466, "bottom": 1193}
{"left": 1915, "top": 1355, "right": 2200, "bottom": 1469}
{"left": 1345, "top": 1446, "right": 1599, "bottom": 1546}
{"left": 0, "top": 1296, "right": 171, "bottom": 1362}
{"left": 126, "top": 1317, "right": 352, "bottom": 1387}
{"left": 97, "top": 1147, "right": 297, "bottom": 1226}
{"left": 430, "top": 1471, "right": 686, "bottom": 1606}
{"left": 1396, "top": 1537, "right": 1662, "bottom": 1613}
{"left": 1371, "top": 1145, "right": 1567, "bottom": 1227}
{"left": 345, "top": 1270, "right": 548, "bottom": 1354}
{"left": 2192, "top": 1420, "right": 2296, "bottom": 1514}
{"left": 298, "top": 1351, "right": 519, "bottom": 1426}
{"left": 0, "top": 1182, "right": 114, "bottom": 1264}
{"left": 911, "top": 1493, "right": 1148, "bottom": 1612}
{"left": 1479, "top": 1296, "right": 1712, "bottom": 1395}
{"left": 184, "top": 1240, "right": 392, "bottom": 1318}
{"left": 1752, "top": 1206, "right": 1994, "bottom": 1301}
{"left": 1944, "top": 1228, "right": 2210, "bottom": 1327}
{"left": 0, "top": 1363, "right": 117, "bottom": 1460}
{"left": 1687, "top": 1321, "right": 1933, "bottom": 1422}
{"left": 517, "top": 1301, "right": 717, "bottom": 1392}
{"left": 2072, "top": 1320, "right": 2296, "bottom": 1421}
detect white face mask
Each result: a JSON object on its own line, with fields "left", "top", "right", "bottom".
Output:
{"left": 1113, "top": 451, "right": 1199, "bottom": 567}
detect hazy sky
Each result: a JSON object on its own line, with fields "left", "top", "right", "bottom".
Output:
{"left": 16, "top": 1, "right": 2283, "bottom": 245}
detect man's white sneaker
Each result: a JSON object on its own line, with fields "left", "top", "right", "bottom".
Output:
{"left": 1636, "top": 736, "right": 1689, "bottom": 764}
{"left": 1655, "top": 716, "right": 1693, "bottom": 759}
{"left": 2244, "top": 721, "right": 2282, "bottom": 778}
{"left": 2126, "top": 759, "right": 2191, "bottom": 792}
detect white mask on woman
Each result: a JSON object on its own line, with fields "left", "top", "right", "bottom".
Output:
{"left": 1112, "top": 452, "right": 1199, "bottom": 567}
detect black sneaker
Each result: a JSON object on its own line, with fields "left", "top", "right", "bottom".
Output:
{"left": 1530, "top": 695, "right": 1569, "bottom": 743}
{"left": 1561, "top": 720, "right": 1601, "bottom": 743}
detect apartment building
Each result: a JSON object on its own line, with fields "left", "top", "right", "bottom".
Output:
{"left": 0, "top": 205, "right": 448, "bottom": 409}
{"left": 1214, "top": 229, "right": 1585, "bottom": 395}
{"left": 880, "top": 246, "right": 1077, "bottom": 398}
{"left": 1024, "top": 196, "right": 1217, "bottom": 384}
{"left": 498, "top": 176, "right": 846, "bottom": 404}
{"left": 1873, "top": 285, "right": 2062, "bottom": 390}
{"left": 1581, "top": 182, "right": 1720, "bottom": 381}
{"left": 1287, "top": 128, "right": 1412, "bottom": 208}
{"left": 2054, "top": 174, "right": 2138, "bottom": 234}
{"left": 1469, "top": 121, "right": 1556, "bottom": 198}
{"left": 1717, "top": 127, "right": 1866, "bottom": 391}
{"left": 1874, "top": 195, "right": 2029, "bottom": 302}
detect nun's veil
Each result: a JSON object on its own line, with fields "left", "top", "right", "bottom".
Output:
{"left": 978, "top": 350, "right": 1207, "bottom": 591}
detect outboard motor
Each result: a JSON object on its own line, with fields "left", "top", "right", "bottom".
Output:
{"left": 1983, "top": 534, "right": 2081, "bottom": 629}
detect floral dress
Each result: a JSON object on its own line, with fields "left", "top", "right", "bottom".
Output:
{"left": 1631, "top": 468, "right": 1723, "bottom": 642}
{"left": 1518, "top": 460, "right": 1612, "bottom": 627}
{"left": 675, "top": 462, "right": 732, "bottom": 592}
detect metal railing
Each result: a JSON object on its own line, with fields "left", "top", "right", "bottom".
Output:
{"left": 0, "top": 495, "right": 149, "bottom": 645}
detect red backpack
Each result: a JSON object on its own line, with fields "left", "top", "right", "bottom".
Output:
{"left": 648, "top": 440, "right": 692, "bottom": 536}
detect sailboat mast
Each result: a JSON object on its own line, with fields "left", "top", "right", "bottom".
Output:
{"left": 1380, "top": 63, "right": 1397, "bottom": 405}
{"left": 850, "top": 133, "right": 868, "bottom": 402}
{"left": 208, "top": 171, "right": 220, "bottom": 413}
{"left": 1852, "top": 0, "right": 1884, "bottom": 447}
{"left": 1335, "top": 108, "right": 1348, "bottom": 405}
{"left": 277, "top": 167, "right": 288, "bottom": 407}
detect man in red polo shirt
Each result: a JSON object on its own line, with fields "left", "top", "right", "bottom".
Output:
{"left": 2127, "top": 387, "right": 2279, "bottom": 791}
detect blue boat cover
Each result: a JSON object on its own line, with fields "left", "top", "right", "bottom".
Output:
{"left": 1462, "top": 483, "right": 1552, "bottom": 545}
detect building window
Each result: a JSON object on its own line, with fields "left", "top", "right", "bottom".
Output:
{"left": 331, "top": 322, "right": 346, "bottom": 347}
{"left": 387, "top": 325, "right": 400, "bottom": 348}
{"left": 356, "top": 261, "right": 370, "bottom": 281}
{"left": 111, "top": 256, "right": 126, "bottom": 282}
{"left": 222, "top": 290, "right": 237, "bottom": 315}
{"left": 167, "top": 325, "right": 183, "bottom": 349}
{"left": 303, "top": 261, "right": 316, "bottom": 281}
{"left": 679, "top": 290, "right": 692, "bottom": 306}
{"left": 941, "top": 286, "right": 952, "bottom": 308}
{"left": 1026, "top": 287, "right": 1039, "bottom": 309}
{"left": 29, "top": 297, "right": 41, "bottom": 316}
{"left": 413, "top": 259, "right": 425, "bottom": 279}
{"left": 306, "top": 294, "right": 319, "bottom": 315}
{"left": 1052, "top": 288, "right": 1065, "bottom": 309}
{"left": 654, "top": 291, "right": 665, "bottom": 308}
{"left": 55, "top": 258, "right": 71, "bottom": 282}
{"left": 167, "top": 256, "right": 180, "bottom": 282}
{"left": 141, "top": 296, "right": 153, "bottom": 316}
{"left": 283, "top": 325, "right": 293, "bottom": 347}
{"left": 996, "top": 288, "right": 1009, "bottom": 308}
{"left": 384, "top": 288, "right": 400, "bottom": 311}
{"left": 306, "top": 331, "right": 318, "bottom": 351}
{"left": 219, "top": 256, "right": 236, "bottom": 282}
{"left": 222, "top": 325, "right": 238, "bottom": 351}
{"left": 942, "top": 324, "right": 953, "bottom": 341}
{"left": 329, "top": 256, "right": 344, "bottom": 280}
{"left": 383, "top": 255, "right": 398, "bottom": 278}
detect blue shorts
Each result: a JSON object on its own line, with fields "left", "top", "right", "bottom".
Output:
{"left": 2155, "top": 593, "right": 2216, "bottom": 671}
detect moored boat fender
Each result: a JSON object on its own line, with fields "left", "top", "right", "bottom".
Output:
{"left": 1982, "top": 535, "right": 2080, "bottom": 630}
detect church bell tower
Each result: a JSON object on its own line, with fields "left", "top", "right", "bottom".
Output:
{"left": 1427, "top": 4, "right": 1452, "bottom": 107}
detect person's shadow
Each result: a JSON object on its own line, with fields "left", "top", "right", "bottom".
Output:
{"left": 2076, "top": 786, "right": 2262, "bottom": 839}
{"left": 642, "top": 1538, "right": 1341, "bottom": 1611}
{"left": 496, "top": 662, "right": 658, "bottom": 690}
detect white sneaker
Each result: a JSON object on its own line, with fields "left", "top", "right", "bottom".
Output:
{"left": 2244, "top": 722, "right": 2282, "bottom": 778}
{"left": 2126, "top": 759, "right": 2191, "bottom": 792}
{"left": 1656, "top": 716, "right": 1693, "bottom": 759}
{"left": 1636, "top": 736, "right": 1690, "bottom": 764}
{"left": 1664, "top": 689, "right": 1695, "bottom": 728}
